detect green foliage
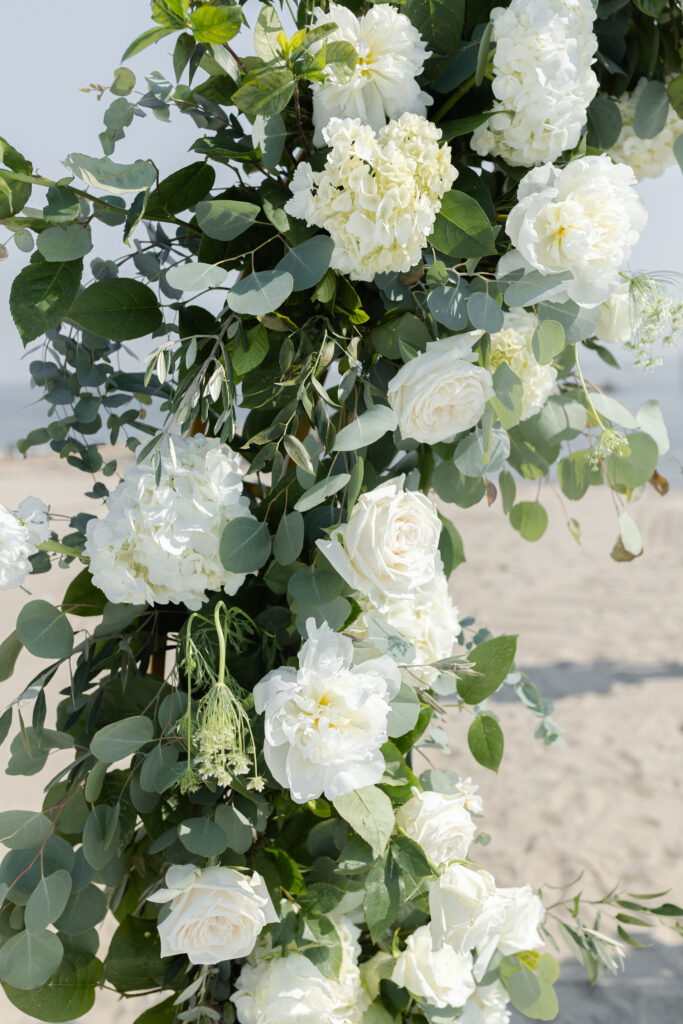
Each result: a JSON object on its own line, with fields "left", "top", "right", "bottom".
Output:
{"left": 468, "top": 713, "right": 504, "bottom": 772}
{"left": 16, "top": 601, "right": 74, "bottom": 659}
{"left": 90, "top": 717, "right": 154, "bottom": 763}
{"left": 220, "top": 518, "right": 272, "bottom": 573}
{"left": 333, "top": 786, "right": 394, "bottom": 858}
{"left": 9, "top": 255, "right": 83, "bottom": 343}
{"left": 429, "top": 190, "right": 496, "bottom": 259}
{"left": 68, "top": 279, "right": 162, "bottom": 341}
{"left": 457, "top": 635, "right": 517, "bottom": 704}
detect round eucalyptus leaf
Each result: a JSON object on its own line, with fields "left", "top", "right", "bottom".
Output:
{"left": 509, "top": 501, "right": 548, "bottom": 541}
{"left": 165, "top": 261, "right": 228, "bottom": 292}
{"left": 0, "top": 928, "right": 64, "bottom": 990}
{"left": 4, "top": 948, "right": 103, "bottom": 1022}
{"left": 55, "top": 883, "right": 108, "bottom": 935}
{"left": 0, "top": 810, "right": 52, "bottom": 850}
{"left": 219, "top": 517, "right": 272, "bottom": 574}
{"left": 276, "top": 235, "right": 335, "bottom": 291}
{"left": 196, "top": 199, "right": 260, "bottom": 241}
{"left": 227, "top": 270, "right": 293, "bottom": 315}
{"left": 37, "top": 224, "right": 93, "bottom": 263}
{"left": 633, "top": 80, "right": 669, "bottom": 139}
{"left": 82, "top": 804, "right": 121, "bottom": 871}
{"left": 467, "top": 291, "right": 504, "bottom": 333}
{"left": 178, "top": 818, "right": 230, "bottom": 856}
{"left": 16, "top": 601, "right": 74, "bottom": 660}
{"left": 25, "top": 871, "right": 73, "bottom": 933}
{"left": 90, "top": 716, "right": 154, "bottom": 763}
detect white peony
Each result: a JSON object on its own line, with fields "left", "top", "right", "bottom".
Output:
{"left": 460, "top": 982, "right": 511, "bottom": 1024}
{"left": 148, "top": 864, "right": 278, "bottom": 965}
{"left": 387, "top": 335, "right": 494, "bottom": 443}
{"left": 0, "top": 497, "right": 49, "bottom": 591}
{"left": 472, "top": 0, "right": 598, "bottom": 167}
{"left": 253, "top": 619, "right": 401, "bottom": 803}
{"left": 393, "top": 925, "right": 476, "bottom": 1009}
{"left": 489, "top": 311, "right": 558, "bottom": 420}
{"left": 285, "top": 114, "right": 456, "bottom": 282}
{"left": 310, "top": 3, "right": 431, "bottom": 147}
{"left": 84, "top": 435, "right": 255, "bottom": 611}
{"left": 317, "top": 478, "right": 442, "bottom": 605}
{"left": 609, "top": 78, "right": 683, "bottom": 180}
{"left": 595, "top": 282, "right": 634, "bottom": 345}
{"left": 429, "top": 864, "right": 505, "bottom": 954}
{"left": 506, "top": 156, "right": 647, "bottom": 307}
{"left": 396, "top": 788, "right": 476, "bottom": 867}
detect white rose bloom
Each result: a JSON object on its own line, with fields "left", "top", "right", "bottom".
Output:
{"left": 396, "top": 788, "right": 476, "bottom": 867}
{"left": 387, "top": 335, "right": 494, "bottom": 444}
{"left": 393, "top": 925, "right": 476, "bottom": 1009}
{"left": 285, "top": 114, "right": 457, "bottom": 282}
{"left": 460, "top": 982, "right": 512, "bottom": 1024}
{"left": 609, "top": 78, "right": 683, "bottom": 181}
{"left": 472, "top": 0, "right": 598, "bottom": 167}
{"left": 489, "top": 311, "right": 557, "bottom": 420}
{"left": 310, "top": 3, "right": 431, "bottom": 147}
{"left": 317, "top": 478, "right": 442, "bottom": 605}
{"left": 429, "top": 864, "right": 505, "bottom": 954}
{"left": 84, "top": 435, "right": 255, "bottom": 611}
{"left": 253, "top": 620, "right": 401, "bottom": 803}
{"left": 506, "top": 156, "right": 647, "bottom": 307}
{"left": 17, "top": 497, "right": 50, "bottom": 545}
{"left": 595, "top": 283, "right": 634, "bottom": 345}
{"left": 0, "top": 497, "right": 49, "bottom": 591}
{"left": 148, "top": 864, "right": 278, "bottom": 965}
{"left": 455, "top": 777, "right": 484, "bottom": 815}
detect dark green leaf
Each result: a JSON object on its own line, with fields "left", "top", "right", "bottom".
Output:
{"left": 145, "top": 161, "right": 215, "bottom": 218}
{"left": 104, "top": 916, "right": 164, "bottom": 992}
{"left": 232, "top": 68, "right": 296, "bottom": 118}
{"left": 333, "top": 785, "right": 394, "bottom": 858}
{"left": 68, "top": 279, "right": 162, "bottom": 341}
{"left": 10, "top": 255, "right": 83, "bottom": 344}
{"left": 457, "top": 635, "right": 517, "bottom": 704}
{"left": 364, "top": 855, "right": 400, "bottom": 942}
{"left": 429, "top": 190, "right": 496, "bottom": 260}
{"left": 467, "top": 713, "right": 504, "bottom": 772}
{"left": 0, "top": 631, "right": 23, "bottom": 681}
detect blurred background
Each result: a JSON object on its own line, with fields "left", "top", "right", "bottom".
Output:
{"left": 1, "top": 2, "right": 682, "bottom": 1022}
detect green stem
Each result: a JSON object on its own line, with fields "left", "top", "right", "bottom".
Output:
{"left": 432, "top": 75, "right": 477, "bottom": 123}
{"left": 0, "top": 169, "right": 129, "bottom": 215}
{"left": 574, "top": 348, "right": 605, "bottom": 429}
{"left": 214, "top": 602, "right": 227, "bottom": 688}
{"left": 37, "top": 540, "right": 89, "bottom": 562}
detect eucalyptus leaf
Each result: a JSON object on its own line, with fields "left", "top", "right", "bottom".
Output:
{"left": 195, "top": 199, "right": 260, "bottom": 241}
{"left": 219, "top": 517, "right": 272, "bottom": 573}
{"left": 165, "top": 261, "right": 228, "bottom": 291}
{"left": 0, "top": 929, "right": 64, "bottom": 990}
{"left": 37, "top": 224, "right": 93, "bottom": 263}
{"left": 90, "top": 716, "right": 154, "bottom": 763}
{"left": 334, "top": 405, "right": 397, "bottom": 451}
{"left": 276, "top": 235, "right": 335, "bottom": 291}
{"left": 62, "top": 154, "right": 156, "bottom": 195}
{"left": 16, "top": 601, "right": 74, "bottom": 660}
{"left": 227, "top": 270, "right": 293, "bottom": 316}
{"left": 25, "top": 871, "right": 73, "bottom": 933}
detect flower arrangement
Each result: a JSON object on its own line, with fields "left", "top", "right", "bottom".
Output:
{"left": 0, "top": 1, "right": 682, "bottom": 1023}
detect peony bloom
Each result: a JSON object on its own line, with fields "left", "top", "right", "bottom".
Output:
{"left": 285, "top": 114, "right": 456, "bottom": 282}
{"left": 472, "top": 0, "right": 598, "bottom": 167}
{"left": 387, "top": 335, "right": 494, "bottom": 443}
{"left": 396, "top": 788, "right": 477, "bottom": 867}
{"left": 393, "top": 925, "right": 476, "bottom": 1009}
{"left": 595, "top": 283, "right": 634, "bottom": 345}
{"left": 253, "top": 620, "right": 401, "bottom": 803}
{"left": 310, "top": 3, "right": 431, "bottom": 147}
{"left": 609, "top": 78, "right": 683, "bottom": 181}
{"left": 317, "top": 478, "right": 442, "bottom": 605}
{"left": 489, "top": 311, "right": 557, "bottom": 420}
{"left": 0, "top": 497, "right": 49, "bottom": 591}
{"left": 506, "top": 156, "right": 647, "bottom": 307}
{"left": 429, "top": 864, "right": 505, "bottom": 954}
{"left": 460, "top": 982, "right": 512, "bottom": 1024}
{"left": 148, "top": 864, "right": 278, "bottom": 965}
{"left": 84, "top": 435, "right": 255, "bottom": 611}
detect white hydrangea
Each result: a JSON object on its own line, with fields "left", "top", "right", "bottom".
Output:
{"left": 84, "top": 435, "right": 255, "bottom": 611}
{"left": 506, "top": 155, "right": 648, "bottom": 307}
{"left": 489, "top": 311, "right": 558, "bottom": 419}
{"left": 253, "top": 620, "right": 401, "bottom": 803}
{"left": 471, "top": 0, "right": 598, "bottom": 167}
{"left": 0, "top": 497, "right": 49, "bottom": 591}
{"left": 310, "top": 3, "right": 431, "bottom": 147}
{"left": 285, "top": 114, "right": 457, "bottom": 282}
{"left": 460, "top": 982, "right": 512, "bottom": 1024}
{"left": 609, "top": 78, "right": 683, "bottom": 180}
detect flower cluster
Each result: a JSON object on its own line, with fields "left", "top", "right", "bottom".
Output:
{"left": 609, "top": 78, "right": 683, "bottom": 180}
{"left": 84, "top": 436, "right": 255, "bottom": 611}
{"left": 0, "top": 497, "right": 49, "bottom": 591}
{"left": 285, "top": 113, "right": 457, "bottom": 282}
{"left": 471, "top": 0, "right": 598, "bottom": 167}
{"left": 597, "top": 274, "right": 683, "bottom": 368}
{"left": 489, "top": 311, "right": 558, "bottom": 420}
{"left": 506, "top": 155, "right": 648, "bottom": 307}
{"left": 310, "top": 2, "right": 431, "bottom": 147}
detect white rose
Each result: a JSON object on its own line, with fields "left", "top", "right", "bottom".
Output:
{"left": 317, "top": 478, "right": 442, "bottom": 604}
{"left": 492, "top": 885, "right": 545, "bottom": 956}
{"left": 396, "top": 788, "right": 476, "bottom": 867}
{"left": 506, "top": 155, "right": 647, "bottom": 307}
{"left": 392, "top": 925, "right": 476, "bottom": 1008}
{"left": 595, "top": 283, "right": 634, "bottom": 345}
{"left": 429, "top": 864, "right": 505, "bottom": 954}
{"left": 460, "top": 982, "right": 511, "bottom": 1024}
{"left": 253, "top": 620, "right": 401, "bottom": 803}
{"left": 148, "top": 864, "right": 278, "bottom": 965}
{"left": 0, "top": 503, "right": 35, "bottom": 591}
{"left": 387, "top": 336, "right": 494, "bottom": 444}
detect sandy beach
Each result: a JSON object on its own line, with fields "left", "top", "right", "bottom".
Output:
{"left": 1, "top": 454, "right": 681, "bottom": 1023}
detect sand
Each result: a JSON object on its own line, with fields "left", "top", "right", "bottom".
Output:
{"left": 1, "top": 454, "right": 682, "bottom": 1023}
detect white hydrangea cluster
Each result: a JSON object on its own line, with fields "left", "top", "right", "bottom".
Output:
{"left": 471, "top": 0, "right": 598, "bottom": 167}
{"left": 609, "top": 78, "right": 683, "bottom": 180}
{"left": 85, "top": 435, "right": 255, "bottom": 611}
{"left": 0, "top": 497, "right": 49, "bottom": 591}
{"left": 489, "top": 311, "right": 558, "bottom": 419}
{"left": 310, "top": 3, "right": 431, "bottom": 147}
{"left": 285, "top": 113, "right": 457, "bottom": 282}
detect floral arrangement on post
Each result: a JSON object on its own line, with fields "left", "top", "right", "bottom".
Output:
{"left": 1, "top": 1, "right": 682, "bottom": 1022}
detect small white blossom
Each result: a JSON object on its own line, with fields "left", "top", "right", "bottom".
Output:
{"left": 0, "top": 497, "right": 49, "bottom": 591}
{"left": 393, "top": 925, "right": 476, "bottom": 1009}
{"left": 609, "top": 78, "right": 683, "bottom": 180}
{"left": 310, "top": 3, "right": 431, "bottom": 146}
{"left": 489, "top": 311, "right": 558, "bottom": 419}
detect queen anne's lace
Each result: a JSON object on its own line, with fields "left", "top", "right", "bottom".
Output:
{"left": 489, "top": 311, "right": 558, "bottom": 420}
{"left": 609, "top": 78, "right": 683, "bottom": 180}
{"left": 471, "top": 0, "right": 598, "bottom": 167}
{"left": 286, "top": 114, "right": 457, "bottom": 282}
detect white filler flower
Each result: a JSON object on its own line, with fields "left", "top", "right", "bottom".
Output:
{"left": 148, "top": 864, "right": 278, "bottom": 965}
{"left": 609, "top": 78, "right": 683, "bottom": 180}
{"left": 489, "top": 311, "right": 557, "bottom": 420}
{"left": 472, "top": 0, "right": 598, "bottom": 167}
{"left": 317, "top": 478, "right": 442, "bottom": 605}
{"left": 506, "top": 156, "right": 647, "bottom": 307}
{"left": 0, "top": 497, "right": 49, "bottom": 591}
{"left": 393, "top": 924, "right": 476, "bottom": 1009}
{"left": 253, "top": 620, "right": 401, "bottom": 803}
{"left": 396, "top": 788, "right": 477, "bottom": 867}
{"left": 310, "top": 3, "right": 431, "bottom": 146}
{"left": 460, "top": 981, "right": 512, "bottom": 1024}
{"left": 388, "top": 335, "right": 494, "bottom": 444}
{"left": 85, "top": 435, "right": 255, "bottom": 611}
{"left": 286, "top": 114, "right": 456, "bottom": 282}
